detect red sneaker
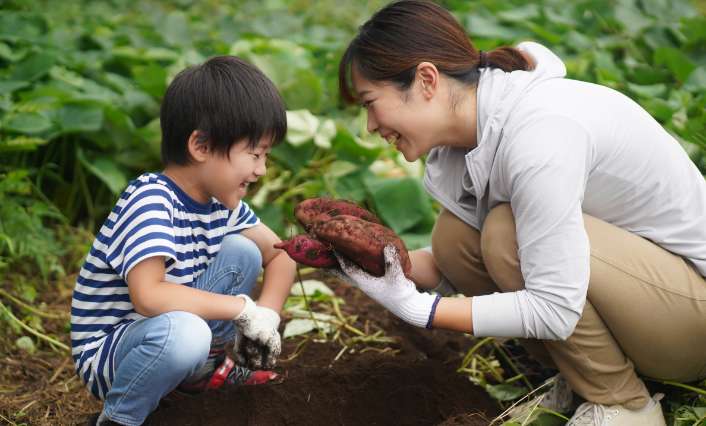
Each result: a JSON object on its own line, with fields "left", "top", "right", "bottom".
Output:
{"left": 177, "top": 355, "right": 278, "bottom": 394}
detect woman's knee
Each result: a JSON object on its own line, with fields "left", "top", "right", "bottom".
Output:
{"left": 432, "top": 209, "right": 483, "bottom": 274}
{"left": 480, "top": 204, "right": 524, "bottom": 291}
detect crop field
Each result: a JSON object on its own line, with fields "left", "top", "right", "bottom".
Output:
{"left": 0, "top": 0, "right": 704, "bottom": 425}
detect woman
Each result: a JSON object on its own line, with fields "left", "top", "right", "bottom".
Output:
{"left": 334, "top": 1, "right": 706, "bottom": 425}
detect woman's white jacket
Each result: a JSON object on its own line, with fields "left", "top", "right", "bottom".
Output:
{"left": 423, "top": 42, "right": 706, "bottom": 340}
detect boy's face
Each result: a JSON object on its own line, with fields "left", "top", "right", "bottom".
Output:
{"left": 201, "top": 138, "right": 271, "bottom": 209}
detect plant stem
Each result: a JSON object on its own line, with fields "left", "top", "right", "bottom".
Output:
{"left": 0, "top": 301, "right": 69, "bottom": 352}
{"left": 0, "top": 288, "right": 68, "bottom": 319}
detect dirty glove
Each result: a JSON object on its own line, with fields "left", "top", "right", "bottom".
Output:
{"left": 334, "top": 246, "right": 441, "bottom": 329}
{"left": 233, "top": 295, "right": 281, "bottom": 369}
{"left": 233, "top": 334, "right": 270, "bottom": 370}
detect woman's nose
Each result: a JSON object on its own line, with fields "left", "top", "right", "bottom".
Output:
{"left": 366, "top": 111, "right": 379, "bottom": 134}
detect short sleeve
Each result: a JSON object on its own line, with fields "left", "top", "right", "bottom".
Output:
{"left": 226, "top": 200, "right": 260, "bottom": 235}
{"left": 105, "top": 184, "right": 178, "bottom": 280}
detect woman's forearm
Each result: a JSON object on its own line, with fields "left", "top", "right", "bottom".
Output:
{"left": 431, "top": 296, "right": 474, "bottom": 333}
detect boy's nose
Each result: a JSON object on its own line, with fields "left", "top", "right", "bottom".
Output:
{"left": 254, "top": 161, "right": 266, "bottom": 177}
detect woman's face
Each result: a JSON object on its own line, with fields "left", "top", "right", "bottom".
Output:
{"left": 352, "top": 68, "right": 443, "bottom": 162}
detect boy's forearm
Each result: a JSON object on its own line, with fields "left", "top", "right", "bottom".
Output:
{"left": 256, "top": 251, "right": 296, "bottom": 313}
{"left": 132, "top": 281, "right": 246, "bottom": 320}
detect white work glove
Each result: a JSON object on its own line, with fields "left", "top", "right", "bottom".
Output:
{"left": 233, "top": 294, "right": 281, "bottom": 369}
{"left": 333, "top": 245, "right": 441, "bottom": 329}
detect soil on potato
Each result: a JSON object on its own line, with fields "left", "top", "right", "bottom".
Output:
{"left": 1, "top": 276, "right": 500, "bottom": 425}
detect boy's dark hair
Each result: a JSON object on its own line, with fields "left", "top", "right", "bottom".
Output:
{"left": 160, "top": 56, "right": 287, "bottom": 165}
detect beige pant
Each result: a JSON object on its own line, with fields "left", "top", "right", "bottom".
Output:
{"left": 431, "top": 205, "right": 706, "bottom": 409}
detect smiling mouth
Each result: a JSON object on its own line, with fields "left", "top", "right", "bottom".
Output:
{"left": 385, "top": 133, "right": 401, "bottom": 146}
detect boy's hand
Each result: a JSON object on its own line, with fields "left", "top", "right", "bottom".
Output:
{"left": 233, "top": 335, "right": 269, "bottom": 370}
{"left": 233, "top": 295, "right": 281, "bottom": 369}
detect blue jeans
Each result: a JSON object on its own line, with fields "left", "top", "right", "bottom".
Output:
{"left": 101, "top": 235, "right": 262, "bottom": 426}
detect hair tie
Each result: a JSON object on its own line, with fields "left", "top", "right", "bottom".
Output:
{"left": 478, "top": 50, "right": 488, "bottom": 68}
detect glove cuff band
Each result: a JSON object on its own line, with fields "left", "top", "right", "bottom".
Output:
{"left": 425, "top": 294, "right": 442, "bottom": 329}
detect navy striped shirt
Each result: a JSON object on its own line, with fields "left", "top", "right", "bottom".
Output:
{"left": 70, "top": 173, "right": 260, "bottom": 399}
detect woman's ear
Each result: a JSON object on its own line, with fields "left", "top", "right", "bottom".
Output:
{"left": 187, "top": 130, "right": 210, "bottom": 162}
{"left": 415, "top": 62, "right": 439, "bottom": 99}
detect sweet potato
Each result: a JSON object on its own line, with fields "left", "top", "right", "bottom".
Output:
{"left": 295, "top": 197, "right": 381, "bottom": 228}
{"left": 274, "top": 235, "right": 337, "bottom": 268}
{"left": 311, "top": 215, "right": 411, "bottom": 278}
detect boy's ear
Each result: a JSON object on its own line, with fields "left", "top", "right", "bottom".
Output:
{"left": 187, "top": 130, "right": 210, "bottom": 162}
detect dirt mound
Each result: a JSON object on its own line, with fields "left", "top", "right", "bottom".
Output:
{"left": 147, "top": 285, "right": 499, "bottom": 426}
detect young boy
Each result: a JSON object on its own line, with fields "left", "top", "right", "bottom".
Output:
{"left": 71, "top": 56, "right": 296, "bottom": 426}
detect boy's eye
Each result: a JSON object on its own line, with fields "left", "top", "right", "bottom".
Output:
{"left": 361, "top": 100, "right": 373, "bottom": 109}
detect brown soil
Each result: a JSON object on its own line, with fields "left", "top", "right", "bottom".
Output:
{"left": 1, "top": 275, "right": 500, "bottom": 426}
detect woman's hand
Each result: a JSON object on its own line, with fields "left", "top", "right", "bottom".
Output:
{"left": 333, "top": 246, "right": 441, "bottom": 328}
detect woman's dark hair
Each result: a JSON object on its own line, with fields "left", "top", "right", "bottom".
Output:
{"left": 339, "top": 0, "right": 532, "bottom": 104}
{"left": 160, "top": 55, "right": 287, "bottom": 166}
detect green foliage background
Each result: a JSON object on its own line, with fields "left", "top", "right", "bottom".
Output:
{"left": 1, "top": 0, "right": 705, "bottom": 283}
{"left": 0, "top": 0, "right": 705, "bottom": 423}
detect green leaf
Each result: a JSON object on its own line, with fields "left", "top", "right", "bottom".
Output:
{"left": 283, "top": 318, "right": 333, "bottom": 338}
{"left": 614, "top": 2, "right": 653, "bottom": 36}
{"left": 654, "top": 47, "right": 696, "bottom": 82}
{"left": 334, "top": 169, "right": 372, "bottom": 203}
{"left": 398, "top": 231, "right": 432, "bottom": 250}
{"left": 289, "top": 280, "right": 334, "bottom": 297}
{"left": 132, "top": 64, "right": 168, "bottom": 99}
{"left": 0, "top": 81, "right": 29, "bottom": 95}
{"left": 252, "top": 203, "right": 285, "bottom": 236}
{"left": 365, "top": 176, "right": 434, "bottom": 235}
{"left": 2, "top": 112, "right": 52, "bottom": 134}
{"left": 326, "top": 160, "right": 359, "bottom": 178}
{"left": 54, "top": 103, "right": 104, "bottom": 133}
{"left": 684, "top": 67, "right": 706, "bottom": 92}
{"left": 77, "top": 149, "right": 128, "bottom": 195}
{"left": 162, "top": 11, "right": 192, "bottom": 47}
{"left": 0, "top": 136, "right": 48, "bottom": 152}
{"left": 486, "top": 383, "right": 528, "bottom": 401}
{"left": 465, "top": 11, "right": 529, "bottom": 40}
{"left": 331, "top": 128, "right": 381, "bottom": 167}
{"left": 497, "top": 4, "right": 540, "bottom": 22}
{"left": 15, "top": 336, "right": 36, "bottom": 354}
{"left": 10, "top": 51, "right": 56, "bottom": 82}
{"left": 286, "top": 109, "right": 319, "bottom": 145}
{"left": 642, "top": 98, "right": 677, "bottom": 121}
{"left": 270, "top": 140, "right": 318, "bottom": 173}
{"left": 0, "top": 12, "right": 47, "bottom": 42}
{"left": 626, "top": 83, "right": 667, "bottom": 98}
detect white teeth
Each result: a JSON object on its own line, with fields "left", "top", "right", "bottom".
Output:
{"left": 387, "top": 133, "right": 400, "bottom": 145}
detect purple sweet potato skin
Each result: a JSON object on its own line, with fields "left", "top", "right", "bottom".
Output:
{"left": 311, "top": 215, "right": 411, "bottom": 279}
{"left": 274, "top": 235, "right": 337, "bottom": 268}
{"left": 295, "top": 198, "right": 381, "bottom": 229}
